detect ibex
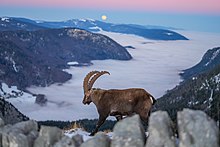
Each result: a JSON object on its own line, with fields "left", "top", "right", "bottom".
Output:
{"left": 82, "top": 71, "right": 156, "bottom": 136}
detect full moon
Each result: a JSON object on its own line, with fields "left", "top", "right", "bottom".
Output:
{"left": 101, "top": 15, "right": 107, "bottom": 21}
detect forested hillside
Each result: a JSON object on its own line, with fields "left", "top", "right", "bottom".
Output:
{"left": 155, "top": 47, "right": 220, "bottom": 124}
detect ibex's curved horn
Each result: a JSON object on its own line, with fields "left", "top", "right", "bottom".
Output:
{"left": 83, "top": 71, "right": 99, "bottom": 94}
{"left": 88, "top": 71, "right": 110, "bottom": 90}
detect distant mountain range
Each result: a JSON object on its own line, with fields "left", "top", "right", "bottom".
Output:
{"left": 0, "top": 16, "right": 190, "bottom": 89}
{"left": 0, "top": 17, "right": 45, "bottom": 31}
{"left": 0, "top": 28, "right": 131, "bottom": 89}
{"left": 0, "top": 17, "right": 188, "bottom": 40}
{"left": 155, "top": 47, "right": 220, "bottom": 123}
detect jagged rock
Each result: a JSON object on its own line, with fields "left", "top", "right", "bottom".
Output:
{"left": 81, "top": 132, "right": 110, "bottom": 147}
{"left": 12, "top": 120, "right": 38, "bottom": 134}
{"left": 35, "top": 94, "right": 47, "bottom": 105}
{"left": 0, "top": 109, "right": 218, "bottom": 147}
{"left": 53, "top": 136, "right": 75, "bottom": 147}
{"left": 72, "top": 134, "right": 83, "bottom": 147}
{"left": 111, "top": 115, "right": 145, "bottom": 147}
{"left": 145, "top": 111, "right": 176, "bottom": 147}
{"left": 53, "top": 134, "right": 83, "bottom": 147}
{"left": 0, "top": 97, "right": 29, "bottom": 125}
{"left": 34, "top": 125, "right": 63, "bottom": 147}
{"left": 0, "top": 120, "right": 38, "bottom": 147}
{"left": 178, "top": 109, "right": 219, "bottom": 147}
{"left": 2, "top": 132, "right": 29, "bottom": 147}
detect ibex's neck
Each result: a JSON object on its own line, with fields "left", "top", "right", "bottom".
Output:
{"left": 90, "top": 89, "right": 105, "bottom": 107}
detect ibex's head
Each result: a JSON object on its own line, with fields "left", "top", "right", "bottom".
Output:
{"left": 82, "top": 71, "right": 110, "bottom": 105}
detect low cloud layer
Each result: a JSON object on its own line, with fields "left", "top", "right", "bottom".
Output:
{"left": 15, "top": 30, "right": 220, "bottom": 121}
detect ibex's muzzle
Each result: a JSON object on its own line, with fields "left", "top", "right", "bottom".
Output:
{"left": 82, "top": 98, "right": 91, "bottom": 105}
{"left": 83, "top": 101, "right": 91, "bottom": 105}
{"left": 82, "top": 100, "right": 87, "bottom": 105}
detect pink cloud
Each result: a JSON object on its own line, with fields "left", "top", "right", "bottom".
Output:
{"left": 1, "top": 0, "right": 220, "bottom": 14}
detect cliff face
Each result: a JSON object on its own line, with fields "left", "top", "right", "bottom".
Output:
{"left": 0, "top": 97, "right": 29, "bottom": 124}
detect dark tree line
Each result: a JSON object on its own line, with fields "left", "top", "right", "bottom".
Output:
{"left": 38, "top": 119, "right": 116, "bottom": 132}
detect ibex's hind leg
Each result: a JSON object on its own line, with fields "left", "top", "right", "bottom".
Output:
{"left": 90, "top": 114, "right": 108, "bottom": 136}
{"left": 115, "top": 115, "right": 122, "bottom": 121}
{"left": 138, "top": 110, "right": 150, "bottom": 126}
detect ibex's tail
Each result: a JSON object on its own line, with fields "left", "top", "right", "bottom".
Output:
{"left": 149, "top": 95, "right": 157, "bottom": 105}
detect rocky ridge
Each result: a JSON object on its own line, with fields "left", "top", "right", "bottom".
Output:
{"left": 180, "top": 47, "right": 220, "bottom": 80}
{"left": 0, "top": 97, "right": 29, "bottom": 125}
{"left": 0, "top": 109, "right": 219, "bottom": 147}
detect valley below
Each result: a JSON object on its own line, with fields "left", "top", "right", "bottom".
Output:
{"left": 17, "top": 30, "right": 220, "bottom": 121}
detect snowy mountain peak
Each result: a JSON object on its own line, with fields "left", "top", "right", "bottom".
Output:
{"left": 0, "top": 17, "right": 188, "bottom": 40}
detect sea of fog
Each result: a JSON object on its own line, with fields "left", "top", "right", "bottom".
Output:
{"left": 12, "top": 30, "right": 220, "bottom": 121}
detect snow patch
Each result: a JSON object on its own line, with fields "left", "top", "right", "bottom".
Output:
{"left": 35, "top": 20, "right": 44, "bottom": 23}
{"left": 67, "top": 29, "right": 89, "bottom": 38}
{"left": 0, "top": 83, "right": 36, "bottom": 103}
{"left": 79, "top": 19, "right": 86, "bottom": 22}
{"left": 64, "top": 128, "right": 92, "bottom": 141}
{"left": 89, "top": 26, "right": 102, "bottom": 31}
{"left": 85, "top": 18, "right": 95, "bottom": 22}
{"left": 213, "top": 73, "right": 220, "bottom": 84}
{"left": 4, "top": 56, "right": 19, "bottom": 72}
{"left": 205, "top": 49, "right": 220, "bottom": 66}
{"left": 1, "top": 17, "right": 10, "bottom": 22}
{"left": 192, "top": 77, "right": 197, "bottom": 80}
{"left": 64, "top": 128, "right": 114, "bottom": 141}
{"left": 64, "top": 128, "right": 147, "bottom": 142}
{"left": 67, "top": 61, "right": 79, "bottom": 66}
{"left": 165, "top": 32, "right": 173, "bottom": 36}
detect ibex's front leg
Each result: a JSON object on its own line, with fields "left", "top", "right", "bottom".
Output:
{"left": 90, "top": 114, "right": 108, "bottom": 136}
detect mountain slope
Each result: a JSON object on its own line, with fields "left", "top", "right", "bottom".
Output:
{"left": 0, "top": 17, "right": 188, "bottom": 41}
{"left": 0, "top": 40, "right": 72, "bottom": 89}
{"left": 0, "top": 97, "right": 29, "bottom": 124}
{"left": 180, "top": 47, "right": 220, "bottom": 80}
{"left": 0, "top": 28, "right": 131, "bottom": 89}
{"left": 0, "top": 17, "right": 46, "bottom": 31}
{"left": 155, "top": 47, "right": 220, "bottom": 123}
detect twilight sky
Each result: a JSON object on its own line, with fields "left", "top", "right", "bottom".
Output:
{"left": 1, "top": 0, "right": 220, "bottom": 32}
